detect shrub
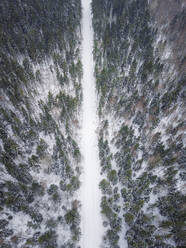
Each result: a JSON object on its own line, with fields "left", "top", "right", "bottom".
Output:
{"left": 36, "top": 139, "right": 48, "bottom": 158}
{"left": 65, "top": 209, "right": 80, "bottom": 225}
{"left": 99, "top": 179, "right": 112, "bottom": 194}
{"left": 100, "top": 197, "right": 114, "bottom": 220}
{"left": 124, "top": 212, "right": 134, "bottom": 225}
{"left": 47, "top": 184, "right": 58, "bottom": 195}
{"left": 106, "top": 229, "right": 120, "bottom": 246}
{"left": 108, "top": 170, "right": 118, "bottom": 185}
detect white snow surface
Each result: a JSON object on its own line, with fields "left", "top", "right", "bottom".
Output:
{"left": 80, "top": 0, "right": 103, "bottom": 247}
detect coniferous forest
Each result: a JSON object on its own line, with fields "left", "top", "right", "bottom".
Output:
{"left": 0, "top": 0, "right": 185, "bottom": 248}
{"left": 0, "top": 1, "right": 82, "bottom": 247}
{"left": 92, "top": 0, "right": 185, "bottom": 247}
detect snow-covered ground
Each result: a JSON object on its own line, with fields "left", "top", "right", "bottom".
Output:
{"left": 80, "top": 0, "right": 103, "bottom": 247}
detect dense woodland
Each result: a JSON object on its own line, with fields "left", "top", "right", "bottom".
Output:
{"left": 92, "top": 0, "right": 185, "bottom": 247}
{"left": 0, "top": 0, "right": 185, "bottom": 247}
{"left": 0, "top": 0, "right": 82, "bottom": 247}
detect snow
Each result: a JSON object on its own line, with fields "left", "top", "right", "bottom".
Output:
{"left": 79, "top": 0, "right": 103, "bottom": 247}
{"left": 39, "top": 132, "right": 55, "bottom": 154}
{"left": 0, "top": 209, "right": 34, "bottom": 247}
{"left": 9, "top": 212, "right": 32, "bottom": 235}
{"left": 133, "top": 124, "right": 140, "bottom": 138}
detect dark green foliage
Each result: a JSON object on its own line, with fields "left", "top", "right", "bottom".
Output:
{"left": 28, "top": 208, "right": 43, "bottom": 223}
{"left": 158, "top": 192, "right": 186, "bottom": 247}
{"left": 47, "top": 184, "right": 58, "bottom": 195}
{"left": 106, "top": 229, "right": 120, "bottom": 246}
{"left": 0, "top": 0, "right": 81, "bottom": 61}
{"left": 31, "top": 182, "right": 44, "bottom": 196}
{"left": 57, "top": 92, "right": 78, "bottom": 119}
{"left": 66, "top": 176, "right": 80, "bottom": 193}
{"left": 3, "top": 138, "right": 19, "bottom": 159}
{"left": 38, "top": 230, "right": 57, "bottom": 248}
{"left": 124, "top": 212, "right": 134, "bottom": 225}
{"left": 92, "top": 0, "right": 185, "bottom": 247}
{"left": 64, "top": 207, "right": 81, "bottom": 241}
{"left": 36, "top": 139, "right": 48, "bottom": 158}
{"left": 2, "top": 155, "right": 32, "bottom": 184}
{"left": 107, "top": 170, "right": 118, "bottom": 185}
{"left": 0, "top": 0, "right": 82, "bottom": 246}
{"left": 99, "top": 179, "right": 112, "bottom": 195}
{"left": 100, "top": 196, "right": 115, "bottom": 220}
{"left": 65, "top": 209, "right": 80, "bottom": 225}
{"left": 46, "top": 218, "right": 58, "bottom": 229}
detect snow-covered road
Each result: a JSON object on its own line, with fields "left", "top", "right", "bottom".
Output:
{"left": 80, "top": 0, "right": 103, "bottom": 247}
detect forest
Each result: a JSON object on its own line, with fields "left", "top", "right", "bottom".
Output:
{"left": 0, "top": 0, "right": 185, "bottom": 247}
{"left": 92, "top": 0, "right": 185, "bottom": 247}
{"left": 0, "top": 0, "right": 82, "bottom": 247}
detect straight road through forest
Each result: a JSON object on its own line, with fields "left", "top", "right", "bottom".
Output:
{"left": 80, "top": 0, "right": 103, "bottom": 247}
